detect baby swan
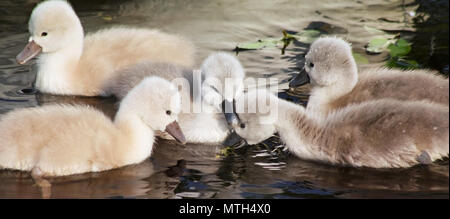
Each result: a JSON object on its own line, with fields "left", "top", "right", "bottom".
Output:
{"left": 105, "top": 52, "right": 246, "bottom": 143}
{"left": 289, "top": 37, "right": 449, "bottom": 116}
{"left": 201, "top": 52, "right": 245, "bottom": 126}
{"left": 233, "top": 89, "right": 449, "bottom": 168}
{"left": 16, "top": 0, "right": 195, "bottom": 96}
{"left": 0, "top": 77, "right": 185, "bottom": 178}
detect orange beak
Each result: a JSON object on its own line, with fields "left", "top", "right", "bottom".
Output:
{"left": 16, "top": 40, "right": 42, "bottom": 65}
{"left": 165, "top": 121, "right": 187, "bottom": 144}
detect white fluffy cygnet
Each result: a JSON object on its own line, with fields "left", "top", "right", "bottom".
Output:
{"left": 289, "top": 37, "right": 448, "bottom": 117}
{"left": 16, "top": 0, "right": 196, "bottom": 96}
{"left": 232, "top": 89, "right": 449, "bottom": 168}
{"left": 0, "top": 76, "right": 186, "bottom": 179}
{"left": 105, "top": 52, "right": 246, "bottom": 143}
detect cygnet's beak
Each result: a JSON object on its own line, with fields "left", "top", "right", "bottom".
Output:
{"left": 221, "top": 99, "right": 240, "bottom": 127}
{"left": 222, "top": 130, "right": 247, "bottom": 148}
{"left": 16, "top": 40, "right": 42, "bottom": 65}
{"left": 289, "top": 68, "right": 310, "bottom": 88}
{"left": 165, "top": 121, "right": 186, "bottom": 144}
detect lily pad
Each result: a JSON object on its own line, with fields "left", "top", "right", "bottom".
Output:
{"left": 352, "top": 52, "right": 369, "bottom": 64}
{"left": 287, "top": 30, "right": 321, "bottom": 44}
{"left": 387, "top": 38, "right": 411, "bottom": 57}
{"left": 366, "top": 37, "right": 393, "bottom": 53}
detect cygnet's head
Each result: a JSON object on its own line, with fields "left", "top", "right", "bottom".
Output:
{"left": 201, "top": 52, "right": 246, "bottom": 126}
{"left": 289, "top": 37, "right": 357, "bottom": 89}
{"left": 121, "top": 76, "right": 186, "bottom": 144}
{"left": 232, "top": 89, "right": 278, "bottom": 145}
{"left": 16, "top": 0, "right": 83, "bottom": 64}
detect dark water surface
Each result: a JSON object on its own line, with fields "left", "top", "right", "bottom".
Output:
{"left": 0, "top": 0, "right": 448, "bottom": 199}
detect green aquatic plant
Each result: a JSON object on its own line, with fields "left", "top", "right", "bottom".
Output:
{"left": 386, "top": 38, "right": 420, "bottom": 69}
{"left": 387, "top": 38, "right": 412, "bottom": 57}
{"left": 352, "top": 52, "right": 369, "bottom": 65}
{"left": 217, "top": 146, "right": 237, "bottom": 158}
{"left": 364, "top": 25, "right": 397, "bottom": 54}
{"left": 282, "top": 29, "right": 321, "bottom": 44}
{"left": 363, "top": 25, "right": 385, "bottom": 34}
{"left": 234, "top": 38, "right": 282, "bottom": 50}
{"left": 234, "top": 29, "right": 321, "bottom": 53}
{"left": 366, "top": 37, "right": 396, "bottom": 54}
{"left": 364, "top": 26, "right": 420, "bottom": 70}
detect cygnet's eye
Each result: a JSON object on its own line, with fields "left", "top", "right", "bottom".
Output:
{"left": 166, "top": 110, "right": 172, "bottom": 116}
{"left": 41, "top": 32, "right": 48, "bottom": 37}
{"left": 309, "top": 62, "right": 314, "bottom": 68}
{"left": 240, "top": 123, "right": 246, "bottom": 129}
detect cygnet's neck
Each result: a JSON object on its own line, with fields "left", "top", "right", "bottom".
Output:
{"left": 275, "top": 99, "right": 330, "bottom": 162}
{"left": 35, "top": 30, "right": 84, "bottom": 95}
{"left": 113, "top": 101, "right": 155, "bottom": 166}
{"left": 308, "top": 66, "right": 358, "bottom": 115}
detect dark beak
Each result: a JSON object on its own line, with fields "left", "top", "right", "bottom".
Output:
{"left": 165, "top": 121, "right": 186, "bottom": 144}
{"left": 222, "top": 130, "right": 247, "bottom": 148}
{"left": 221, "top": 99, "right": 240, "bottom": 127}
{"left": 289, "top": 68, "right": 310, "bottom": 88}
{"left": 16, "top": 40, "right": 42, "bottom": 65}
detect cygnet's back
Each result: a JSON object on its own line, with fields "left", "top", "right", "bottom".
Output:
{"left": 331, "top": 68, "right": 449, "bottom": 111}
{"left": 105, "top": 62, "right": 194, "bottom": 100}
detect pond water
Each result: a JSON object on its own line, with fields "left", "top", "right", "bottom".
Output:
{"left": 0, "top": 0, "right": 448, "bottom": 198}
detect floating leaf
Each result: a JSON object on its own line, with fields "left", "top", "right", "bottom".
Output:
{"left": 387, "top": 38, "right": 411, "bottom": 57}
{"left": 364, "top": 25, "right": 384, "bottom": 34}
{"left": 102, "top": 16, "right": 113, "bottom": 21}
{"left": 289, "top": 30, "right": 321, "bottom": 44}
{"left": 235, "top": 38, "right": 282, "bottom": 50}
{"left": 235, "top": 29, "right": 320, "bottom": 52}
{"left": 384, "top": 38, "right": 418, "bottom": 70}
{"left": 387, "top": 57, "right": 419, "bottom": 69}
{"left": 405, "top": 59, "right": 419, "bottom": 67}
{"left": 352, "top": 52, "right": 369, "bottom": 64}
{"left": 366, "top": 37, "right": 392, "bottom": 53}
{"left": 216, "top": 146, "right": 236, "bottom": 158}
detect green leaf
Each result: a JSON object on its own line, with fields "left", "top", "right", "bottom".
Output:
{"left": 352, "top": 52, "right": 369, "bottom": 64}
{"left": 386, "top": 57, "right": 420, "bottom": 69}
{"left": 236, "top": 38, "right": 282, "bottom": 50}
{"left": 289, "top": 30, "right": 321, "bottom": 44}
{"left": 235, "top": 29, "right": 320, "bottom": 52}
{"left": 364, "top": 25, "right": 384, "bottom": 34}
{"left": 366, "top": 37, "right": 391, "bottom": 53}
{"left": 387, "top": 38, "right": 411, "bottom": 57}
{"left": 396, "top": 38, "right": 411, "bottom": 48}
{"left": 102, "top": 16, "right": 113, "bottom": 21}
{"left": 396, "top": 59, "right": 419, "bottom": 69}
{"left": 405, "top": 59, "right": 419, "bottom": 67}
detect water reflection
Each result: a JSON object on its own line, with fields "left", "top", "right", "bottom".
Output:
{"left": 0, "top": 0, "right": 448, "bottom": 199}
{"left": 409, "top": 0, "right": 449, "bottom": 75}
